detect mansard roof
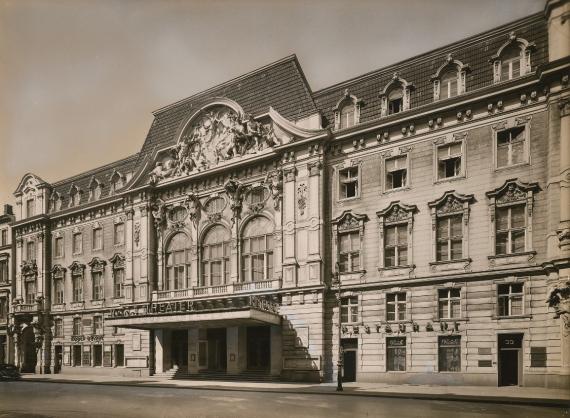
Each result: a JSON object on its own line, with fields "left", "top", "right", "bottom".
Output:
{"left": 313, "top": 12, "right": 547, "bottom": 128}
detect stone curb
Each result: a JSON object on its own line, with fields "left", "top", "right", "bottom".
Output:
{"left": 16, "top": 377, "right": 570, "bottom": 408}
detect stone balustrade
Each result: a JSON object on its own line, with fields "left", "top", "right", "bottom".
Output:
{"left": 152, "top": 278, "right": 282, "bottom": 301}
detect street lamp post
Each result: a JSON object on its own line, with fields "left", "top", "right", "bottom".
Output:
{"left": 332, "top": 263, "right": 343, "bottom": 392}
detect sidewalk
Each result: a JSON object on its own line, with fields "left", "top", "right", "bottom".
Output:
{"left": 18, "top": 373, "right": 570, "bottom": 407}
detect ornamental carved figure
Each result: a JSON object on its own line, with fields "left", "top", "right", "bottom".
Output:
{"left": 264, "top": 169, "right": 283, "bottom": 210}
{"left": 297, "top": 183, "right": 308, "bottom": 215}
{"left": 224, "top": 179, "right": 250, "bottom": 224}
{"left": 184, "top": 192, "right": 202, "bottom": 226}
{"left": 149, "top": 106, "right": 279, "bottom": 184}
{"left": 151, "top": 198, "right": 167, "bottom": 230}
{"left": 496, "top": 183, "right": 527, "bottom": 204}
{"left": 547, "top": 281, "right": 570, "bottom": 333}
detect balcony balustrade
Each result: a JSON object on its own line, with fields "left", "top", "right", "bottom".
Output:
{"left": 152, "top": 278, "right": 282, "bottom": 301}
{"left": 13, "top": 303, "right": 40, "bottom": 314}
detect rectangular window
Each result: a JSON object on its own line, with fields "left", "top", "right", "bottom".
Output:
{"left": 92, "top": 271, "right": 104, "bottom": 300}
{"left": 93, "top": 316, "right": 103, "bottom": 335}
{"left": 496, "top": 204, "right": 526, "bottom": 255}
{"left": 497, "top": 127, "right": 526, "bottom": 168}
{"left": 93, "top": 345, "right": 103, "bottom": 367}
{"left": 92, "top": 227, "right": 103, "bottom": 250}
{"left": 339, "top": 167, "right": 358, "bottom": 199}
{"left": 54, "top": 237, "right": 64, "bottom": 258}
{"left": 73, "top": 233, "right": 82, "bottom": 254}
{"left": 436, "top": 214, "right": 463, "bottom": 261}
{"left": 73, "top": 345, "right": 82, "bottom": 366}
{"left": 0, "top": 298, "right": 7, "bottom": 322}
{"left": 115, "top": 344, "right": 125, "bottom": 367}
{"left": 0, "top": 260, "right": 8, "bottom": 284}
{"left": 437, "top": 143, "right": 462, "bottom": 180}
{"left": 386, "top": 337, "right": 406, "bottom": 371}
{"left": 384, "top": 224, "right": 408, "bottom": 267}
{"left": 54, "top": 318, "right": 63, "bottom": 337}
{"left": 385, "top": 156, "right": 407, "bottom": 190}
{"left": 54, "top": 278, "right": 64, "bottom": 304}
{"left": 72, "top": 275, "right": 83, "bottom": 302}
{"left": 530, "top": 347, "right": 547, "bottom": 368}
{"left": 338, "top": 231, "right": 360, "bottom": 273}
{"left": 439, "top": 336, "right": 461, "bottom": 372}
{"left": 114, "top": 223, "right": 124, "bottom": 245}
{"left": 73, "top": 318, "right": 82, "bottom": 336}
{"left": 438, "top": 288, "right": 461, "bottom": 319}
{"left": 498, "top": 283, "right": 524, "bottom": 316}
{"left": 340, "top": 105, "right": 355, "bottom": 129}
{"left": 26, "top": 241, "right": 35, "bottom": 261}
{"left": 1, "top": 229, "right": 7, "bottom": 246}
{"left": 340, "top": 296, "right": 359, "bottom": 324}
{"left": 388, "top": 89, "right": 403, "bottom": 115}
{"left": 386, "top": 292, "right": 406, "bottom": 321}
{"left": 25, "top": 280, "right": 36, "bottom": 304}
{"left": 114, "top": 269, "right": 124, "bottom": 298}
{"left": 26, "top": 199, "right": 35, "bottom": 218}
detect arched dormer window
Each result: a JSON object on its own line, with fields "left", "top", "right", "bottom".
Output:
{"left": 333, "top": 89, "right": 363, "bottom": 130}
{"left": 201, "top": 225, "right": 231, "bottom": 286}
{"left": 490, "top": 32, "right": 535, "bottom": 83}
{"left": 431, "top": 54, "right": 470, "bottom": 101}
{"left": 380, "top": 73, "right": 415, "bottom": 117}
{"left": 165, "top": 233, "right": 190, "bottom": 290}
{"left": 68, "top": 184, "right": 82, "bottom": 208}
{"left": 241, "top": 217, "right": 274, "bottom": 282}
{"left": 110, "top": 170, "right": 125, "bottom": 195}
{"left": 88, "top": 177, "right": 102, "bottom": 202}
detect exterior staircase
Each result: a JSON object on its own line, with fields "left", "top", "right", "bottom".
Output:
{"left": 154, "top": 367, "right": 280, "bottom": 382}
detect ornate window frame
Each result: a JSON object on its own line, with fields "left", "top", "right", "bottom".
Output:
{"left": 88, "top": 257, "right": 107, "bottom": 302}
{"left": 72, "top": 227, "right": 83, "bottom": 255}
{"left": 53, "top": 232, "right": 64, "bottom": 259}
{"left": 382, "top": 147, "right": 412, "bottom": 193}
{"left": 379, "top": 73, "right": 415, "bottom": 117}
{"left": 92, "top": 222, "right": 103, "bottom": 251}
{"left": 109, "top": 253, "right": 125, "bottom": 299}
{"left": 428, "top": 191, "right": 474, "bottom": 270}
{"left": 430, "top": 54, "right": 470, "bottom": 101}
{"left": 336, "top": 160, "right": 362, "bottom": 202}
{"left": 88, "top": 177, "right": 103, "bottom": 202}
{"left": 491, "top": 116, "right": 531, "bottom": 170}
{"left": 433, "top": 132, "right": 467, "bottom": 184}
{"left": 490, "top": 32, "right": 535, "bottom": 83}
{"left": 486, "top": 179, "right": 540, "bottom": 264}
{"left": 200, "top": 224, "right": 231, "bottom": 286}
{"left": 69, "top": 261, "right": 86, "bottom": 305}
{"left": 377, "top": 201, "right": 417, "bottom": 271}
{"left": 333, "top": 89, "right": 363, "bottom": 130}
{"left": 331, "top": 210, "right": 368, "bottom": 277}
{"left": 51, "top": 264, "right": 66, "bottom": 306}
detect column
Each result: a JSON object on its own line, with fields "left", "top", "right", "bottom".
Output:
{"left": 226, "top": 326, "right": 239, "bottom": 374}
{"left": 270, "top": 325, "right": 282, "bottom": 377}
{"left": 154, "top": 329, "right": 165, "bottom": 374}
{"left": 188, "top": 328, "right": 199, "bottom": 374}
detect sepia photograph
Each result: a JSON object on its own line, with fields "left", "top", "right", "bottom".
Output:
{"left": 0, "top": 0, "right": 569, "bottom": 416}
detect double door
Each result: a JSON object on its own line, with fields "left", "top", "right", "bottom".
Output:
{"left": 498, "top": 333, "right": 523, "bottom": 386}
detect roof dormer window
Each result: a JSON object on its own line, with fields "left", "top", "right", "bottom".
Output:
{"left": 380, "top": 73, "right": 414, "bottom": 117}
{"left": 333, "top": 89, "right": 363, "bottom": 130}
{"left": 491, "top": 32, "right": 535, "bottom": 83}
{"left": 431, "top": 55, "right": 470, "bottom": 101}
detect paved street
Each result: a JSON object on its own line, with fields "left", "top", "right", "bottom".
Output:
{"left": 0, "top": 382, "right": 567, "bottom": 418}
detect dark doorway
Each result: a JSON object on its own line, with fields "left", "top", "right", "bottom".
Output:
{"left": 342, "top": 338, "right": 358, "bottom": 382}
{"left": 54, "top": 346, "right": 63, "bottom": 374}
{"left": 21, "top": 326, "right": 37, "bottom": 373}
{"left": 171, "top": 330, "right": 188, "bottom": 368}
{"left": 498, "top": 333, "right": 523, "bottom": 386}
{"left": 72, "top": 345, "right": 81, "bottom": 367}
{"left": 207, "top": 328, "right": 227, "bottom": 371}
{"left": 247, "top": 326, "right": 270, "bottom": 371}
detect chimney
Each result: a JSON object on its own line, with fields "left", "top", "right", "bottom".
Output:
{"left": 3, "top": 204, "right": 13, "bottom": 216}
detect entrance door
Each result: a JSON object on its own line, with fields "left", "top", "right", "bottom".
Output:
{"left": 343, "top": 351, "right": 357, "bottom": 382}
{"left": 198, "top": 341, "right": 208, "bottom": 370}
{"left": 54, "top": 346, "right": 63, "bottom": 374}
{"left": 21, "top": 326, "right": 37, "bottom": 373}
{"left": 171, "top": 330, "right": 188, "bottom": 368}
{"left": 206, "top": 328, "right": 227, "bottom": 371}
{"left": 247, "top": 326, "right": 270, "bottom": 371}
{"left": 498, "top": 333, "right": 523, "bottom": 386}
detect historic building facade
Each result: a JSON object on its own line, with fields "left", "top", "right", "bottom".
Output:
{"left": 0, "top": 204, "right": 15, "bottom": 365}
{"left": 6, "top": 0, "right": 570, "bottom": 388}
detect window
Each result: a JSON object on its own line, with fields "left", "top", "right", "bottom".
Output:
{"left": 437, "top": 143, "right": 462, "bottom": 180}
{"left": 26, "top": 241, "right": 35, "bottom": 261}
{"left": 113, "top": 268, "right": 124, "bottom": 298}
{"left": 82, "top": 345, "right": 91, "bottom": 366}
{"left": 500, "top": 45, "right": 522, "bottom": 81}
{"left": 26, "top": 199, "right": 35, "bottom": 218}
{"left": 496, "top": 127, "right": 526, "bottom": 168}
{"left": 72, "top": 191, "right": 81, "bottom": 207}
{"left": 54, "top": 237, "right": 64, "bottom": 258}
{"left": 340, "top": 297, "right": 358, "bottom": 324}
{"left": 340, "top": 104, "right": 355, "bottom": 129}
{"left": 438, "top": 288, "right": 461, "bottom": 319}
{"left": 386, "top": 337, "right": 406, "bottom": 371}
{"left": 204, "top": 197, "right": 226, "bottom": 214}
{"left": 242, "top": 218, "right": 274, "bottom": 282}
{"left": 92, "top": 227, "right": 103, "bottom": 250}
{"left": 169, "top": 206, "right": 188, "bottom": 223}
{"left": 1, "top": 229, "right": 7, "bottom": 246}
{"left": 73, "top": 233, "right": 82, "bottom": 254}
{"left": 54, "top": 318, "right": 63, "bottom": 337}
{"left": 24, "top": 280, "right": 36, "bottom": 304}
{"left": 54, "top": 278, "right": 64, "bottom": 305}
{"left": 73, "top": 317, "right": 82, "bottom": 336}
{"left": 0, "top": 298, "right": 7, "bottom": 322}
{"left": 498, "top": 283, "right": 523, "bottom": 316}
{"left": 115, "top": 344, "right": 125, "bottom": 367}
{"left": 246, "top": 187, "right": 269, "bottom": 206}
{"left": 93, "top": 316, "right": 103, "bottom": 335}
{"left": 436, "top": 214, "right": 463, "bottom": 261}
{"left": 388, "top": 89, "right": 403, "bottom": 115}
{"left": 386, "top": 292, "right": 406, "bottom": 321}
{"left": 530, "top": 347, "right": 547, "bottom": 368}
{"left": 339, "top": 167, "right": 358, "bottom": 199}
{"left": 439, "top": 70, "right": 458, "bottom": 99}
{"left": 165, "top": 233, "right": 191, "bottom": 290}
{"left": 338, "top": 231, "right": 360, "bottom": 273}
{"left": 114, "top": 223, "right": 124, "bottom": 245}
{"left": 496, "top": 204, "right": 526, "bottom": 255}
{"left": 93, "top": 345, "right": 103, "bottom": 366}
{"left": 0, "top": 259, "right": 8, "bottom": 284}
{"left": 72, "top": 274, "right": 83, "bottom": 302}
{"left": 384, "top": 225, "right": 407, "bottom": 267}
{"left": 385, "top": 156, "right": 407, "bottom": 190}
{"left": 92, "top": 271, "right": 104, "bottom": 300}
{"left": 439, "top": 336, "right": 461, "bottom": 372}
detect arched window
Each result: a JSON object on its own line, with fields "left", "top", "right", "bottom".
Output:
{"left": 500, "top": 45, "right": 522, "bottom": 81}
{"left": 242, "top": 217, "right": 274, "bottom": 282}
{"left": 388, "top": 88, "right": 403, "bottom": 115}
{"left": 439, "top": 70, "right": 459, "bottom": 99}
{"left": 165, "top": 233, "right": 190, "bottom": 290}
{"left": 201, "top": 225, "right": 231, "bottom": 286}
{"left": 340, "top": 104, "right": 355, "bottom": 129}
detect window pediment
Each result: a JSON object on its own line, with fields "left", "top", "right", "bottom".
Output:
{"left": 332, "top": 210, "right": 368, "bottom": 232}
{"left": 429, "top": 191, "right": 474, "bottom": 216}
{"left": 377, "top": 202, "right": 417, "bottom": 224}
{"left": 333, "top": 89, "right": 363, "bottom": 130}
{"left": 87, "top": 257, "right": 106, "bottom": 272}
{"left": 109, "top": 253, "right": 125, "bottom": 269}
{"left": 51, "top": 264, "right": 66, "bottom": 278}
{"left": 430, "top": 54, "right": 471, "bottom": 81}
{"left": 486, "top": 179, "right": 540, "bottom": 206}
{"left": 68, "top": 261, "right": 86, "bottom": 276}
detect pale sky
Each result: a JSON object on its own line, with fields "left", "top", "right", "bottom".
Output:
{"left": 0, "top": 0, "right": 544, "bottom": 208}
